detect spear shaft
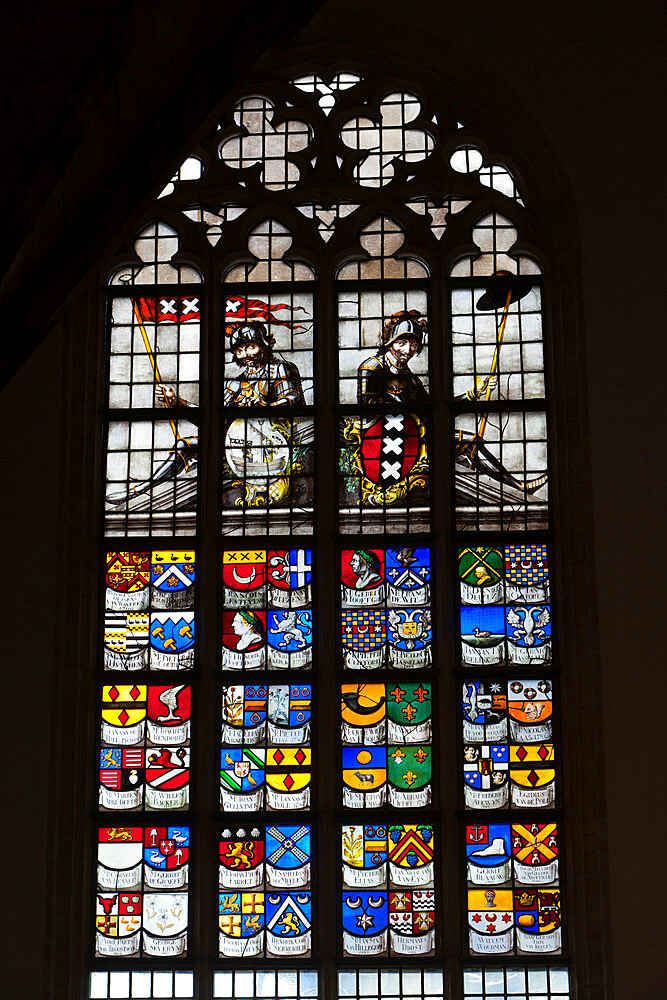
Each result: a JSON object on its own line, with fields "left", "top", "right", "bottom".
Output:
{"left": 476, "top": 286, "right": 513, "bottom": 442}
{"left": 132, "top": 301, "right": 180, "bottom": 441}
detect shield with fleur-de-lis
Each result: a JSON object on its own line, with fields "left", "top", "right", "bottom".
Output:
{"left": 387, "top": 745, "right": 432, "bottom": 807}
{"left": 386, "top": 681, "right": 431, "bottom": 742}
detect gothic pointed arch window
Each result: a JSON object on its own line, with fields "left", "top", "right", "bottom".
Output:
{"left": 89, "top": 59, "right": 574, "bottom": 1000}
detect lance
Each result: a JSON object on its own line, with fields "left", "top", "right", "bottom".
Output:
{"left": 470, "top": 271, "right": 532, "bottom": 446}
{"left": 132, "top": 300, "right": 181, "bottom": 442}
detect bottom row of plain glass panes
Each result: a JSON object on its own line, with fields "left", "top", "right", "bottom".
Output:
{"left": 89, "top": 967, "right": 570, "bottom": 999}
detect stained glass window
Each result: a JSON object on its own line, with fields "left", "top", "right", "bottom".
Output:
{"left": 92, "top": 59, "right": 571, "bottom": 1000}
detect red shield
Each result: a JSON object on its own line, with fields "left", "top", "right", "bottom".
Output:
{"left": 360, "top": 415, "right": 420, "bottom": 485}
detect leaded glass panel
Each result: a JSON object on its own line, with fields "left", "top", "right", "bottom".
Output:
{"left": 95, "top": 825, "right": 190, "bottom": 957}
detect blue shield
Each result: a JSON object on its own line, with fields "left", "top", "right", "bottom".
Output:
{"left": 149, "top": 612, "right": 195, "bottom": 652}
{"left": 466, "top": 823, "right": 511, "bottom": 869}
{"left": 386, "top": 547, "right": 431, "bottom": 589}
{"left": 267, "top": 610, "right": 313, "bottom": 652}
{"left": 151, "top": 555, "right": 195, "bottom": 592}
{"left": 460, "top": 606, "right": 505, "bottom": 643}
{"left": 506, "top": 605, "right": 551, "bottom": 647}
{"left": 265, "top": 825, "right": 311, "bottom": 870}
{"left": 342, "top": 891, "right": 388, "bottom": 937}
{"left": 387, "top": 608, "right": 431, "bottom": 649}
{"left": 266, "top": 892, "right": 311, "bottom": 937}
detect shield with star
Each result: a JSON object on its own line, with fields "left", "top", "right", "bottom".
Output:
{"left": 342, "top": 824, "right": 388, "bottom": 888}
{"left": 387, "top": 825, "right": 434, "bottom": 886}
{"left": 461, "top": 680, "right": 508, "bottom": 744}
{"left": 466, "top": 823, "right": 512, "bottom": 885}
{"left": 149, "top": 612, "right": 195, "bottom": 669}
{"left": 142, "top": 826, "right": 190, "bottom": 889}
{"left": 463, "top": 744, "right": 509, "bottom": 809}
{"left": 341, "top": 683, "right": 387, "bottom": 744}
{"left": 341, "top": 608, "right": 387, "bottom": 669}
{"left": 267, "top": 610, "right": 313, "bottom": 669}
{"left": 265, "top": 747, "right": 311, "bottom": 810}
{"left": 267, "top": 548, "right": 312, "bottom": 607}
{"left": 220, "top": 748, "right": 266, "bottom": 810}
{"left": 267, "top": 685, "right": 311, "bottom": 741}
{"left": 266, "top": 892, "right": 312, "bottom": 956}
{"left": 509, "top": 743, "right": 556, "bottom": 808}
{"left": 265, "top": 824, "right": 311, "bottom": 888}
{"left": 468, "top": 888, "right": 514, "bottom": 955}
{"left": 218, "top": 891, "right": 266, "bottom": 957}
{"left": 221, "top": 685, "right": 268, "bottom": 744}
{"left": 150, "top": 550, "right": 195, "bottom": 609}
{"left": 507, "top": 678, "right": 553, "bottom": 742}
{"left": 223, "top": 549, "right": 267, "bottom": 608}
{"left": 514, "top": 888, "right": 562, "bottom": 953}
{"left": 101, "top": 683, "right": 147, "bottom": 745}
{"left": 511, "top": 822, "right": 559, "bottom": 885}
{"left": 99, "top": 747, "right": 144, "bottom": 810}
{"left": 146, "top": 684, "right": 191, "bottom": 744}
{"left": 342, "top": 747, "right": 387, "bottom": 808}
{"left": 219, "top": 827, "right": 265, "bottom": 889}
{"left": 104, "top": 610, "right": 149, "bottom": 670}
{"left": 105, "top": 551, "right": 150, "bottom": 611}
{"left": 342, "top": 891, "right": 388, "bottom": 957}
{"left": 505, "top": 543, "right": 550, "bottom": 602}
{"left": 389, "top": 889, "right": 435, "bottom": 955}
{"left": 460, "top": 605, "right": 506, "bottom": 666}
{"left": 386, "top": 546, "right": 431, "bottom": 605}
{"left": 387, "top": 608, "right": 432, "bottom": 668}
{"left": 459, "top": 546, "right": 504, "bottom": 605}
{"left": 386, "top": 681, "right": 432, "bottom": 742}
{"left": 387, "top": 745, "right": 432, "bottom": 807}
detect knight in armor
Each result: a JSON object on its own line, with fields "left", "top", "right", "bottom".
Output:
{"left": 357, "top": 310, "right": 429, "bottom": 405}
{"left": 223, "top": 322, "right": 305, "bottom": 406}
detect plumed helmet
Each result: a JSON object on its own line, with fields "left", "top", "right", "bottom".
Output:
{"left": 381, "top": 310, "right": 427, "bottom": 353}
{"left": 227, "top": 322, "right": 274, "bottom": 351}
